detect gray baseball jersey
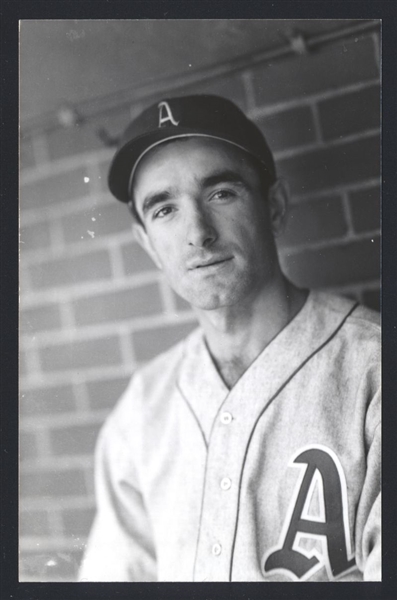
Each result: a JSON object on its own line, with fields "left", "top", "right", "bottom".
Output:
{"left": 80, "top": 291, "right": 381, "bottom": 582}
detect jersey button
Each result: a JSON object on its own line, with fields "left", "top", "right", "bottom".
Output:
{"left": 220, "top": 477, "right": 232, "bottom": 491}
{"left": 220, "top": 411, "right": 233, "bottom": 425}
{"left": 212, "top": 543, "right": 222, "bottom": 556}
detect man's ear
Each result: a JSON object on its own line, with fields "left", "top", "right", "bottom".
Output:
{"left": 132, "top": 223, "right": 163, "bottom": 270}
{"left": 268, "top": 178, "right": 289, "bottom": 237}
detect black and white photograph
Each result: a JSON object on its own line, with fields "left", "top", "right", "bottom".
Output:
{"left": 19, "top": 18, "right": 381, "bottom": 583}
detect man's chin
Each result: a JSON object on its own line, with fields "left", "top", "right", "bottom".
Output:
{"left": 178, "top": 287, "right": 241, "bottom": 312}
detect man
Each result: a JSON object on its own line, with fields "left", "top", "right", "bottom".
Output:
{"left": 79, "top": 95, "right": 381, "bottom": 582}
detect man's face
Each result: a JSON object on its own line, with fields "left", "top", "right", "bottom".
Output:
{"left": 132, "top": 137, "right": 281, "bottom": 311}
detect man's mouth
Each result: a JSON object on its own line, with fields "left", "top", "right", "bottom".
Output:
{"left": 188, "top": 256, "right": 233, "bottom": 270}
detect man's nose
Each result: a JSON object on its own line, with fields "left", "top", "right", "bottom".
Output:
{"left": 186, "top": 206, "right": 218, "bottom": 248}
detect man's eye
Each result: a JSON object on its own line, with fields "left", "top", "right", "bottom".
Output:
{"left": 211, "top": 189, "right": 235, "bottom": 201}
{"left": 153, "top": 206, "right": 174, "bottom": 219}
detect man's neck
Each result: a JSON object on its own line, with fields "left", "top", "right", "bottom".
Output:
{"left": 196, "top": 277, "right": 308, "bottom": 389}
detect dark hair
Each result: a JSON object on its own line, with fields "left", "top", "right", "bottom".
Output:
{"left": 127, "top": 142, "right": 275, "bottom": 227}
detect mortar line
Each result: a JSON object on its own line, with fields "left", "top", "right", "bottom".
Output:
{"left": 20, "top": 309, "right": 197, "bottom": 348}
{"left": 278, "top": 229, "right": 380, "bottom": 256}
{"left": 47, "top": 506, "right": 65, "bottom": 538}
{"left": 20, "top": 147, "right": 113, "bottom": 185}
{"left": 248, "top": 78, "right": 380, "bottom": 120}
{"left": 20, "top": 192, "right": 111, "bottom": 227}
{"left": 274, "top": 127, "right": 380, "bottom": 162}
{"left": 59, "top": 299, "right": 76, "bottom": 332}
{"left": 241, "top": 70, "right": 256, "bottom": 112}
{"left": 20, "top": 270, "right": 161, "bottom": 307}
{"left": 21, "top": 408, "right": 110, "bottom": 431}
{"left": 71, "top": 377, "right": 91, "bottom": 413}
{"left": 108, "top": 243, "right": 125, "bottom": 281}
{"left": 310, "top": 101, "right": 324, "bottom": 144}
{"left": 341, "top": 190, "right": 355, "bottom": 236}
{"left": 83, "top": 464, "right": 95, "bottom": 498}
{"left": 34, "top": 425, "right": 52, "bottom": 458}
{"left": 291, "top": 178, "right": 381, "bottom": 203}
{"left": 49, "top": 216, "right": 65, "bottom": 252}
{"left": 32, "top": 134, "right": 50, "bottom": 166}
{"left": 21, "top": 495, "right": 96, "bottom": 511}
{"left": 119, "top": 328, "right": 137, "bottom": 371}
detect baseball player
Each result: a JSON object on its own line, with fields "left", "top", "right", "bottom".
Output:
{"left": 79, "top": 95, "right": 381, "bottom": 582}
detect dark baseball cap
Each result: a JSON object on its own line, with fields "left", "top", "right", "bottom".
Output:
{"left": 108, "top": 94, "right": 277, "bottom": 203}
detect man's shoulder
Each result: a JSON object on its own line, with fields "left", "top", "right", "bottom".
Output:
{"left": 313, "top": 290, "right": 380, "bottom": 335}
{"left": 310, "top": 291, "right": 381, "bottom": 369}
{"left": 136, "top": 323, "right": 201, "bottom": 384}
{"left": 118, "top": 324, "right": 201, "bottom": 401}
{"left": 103, "top": 324, "right": 201, "bottom": 435}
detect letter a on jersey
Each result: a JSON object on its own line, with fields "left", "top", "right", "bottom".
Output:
{"left": 263, "top": 445, "right": 356, "bottom": 581}
{"left": 158, "top": 101, "right": 179, "bottom": 127}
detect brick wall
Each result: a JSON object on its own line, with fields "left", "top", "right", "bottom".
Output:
{"left": 19, "top": 27, "right": 380, "bottom": 581}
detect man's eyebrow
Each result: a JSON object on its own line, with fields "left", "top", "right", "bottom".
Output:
{"left": 140, "top": 171, "right": 247, "bottom": 217}
{"left": 141, "top": 191, "right": 172, "bottom": 217}
{"left": 201, "top": 170, "right": 248, "bottom": 189}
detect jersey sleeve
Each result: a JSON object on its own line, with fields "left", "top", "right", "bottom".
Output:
{"left": 79, "top": 378, "right": 157, "bottom": 582}
{"left": 354, "top": 388, "right": 381, "bottom": 581}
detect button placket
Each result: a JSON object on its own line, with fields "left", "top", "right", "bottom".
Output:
{"left": 194, "top": 294, "right": 331, "bottom": 581}
{"left": 194, "top": 414, "right": 241, "bottom": 582}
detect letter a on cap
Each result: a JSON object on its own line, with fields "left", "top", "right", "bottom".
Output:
{"left": 158, "top": 101, "right": 179, "bottom": 127}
